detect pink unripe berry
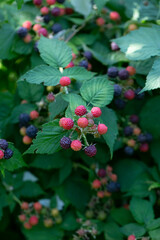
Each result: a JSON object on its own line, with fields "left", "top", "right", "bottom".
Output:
{"left": 24, "top": 222, "right": 32, "bottom": 230}
{"left": 30, "top": 110, "right": 39, "bottom": 120}
{"left": 33, "top": 0, "right": 42, "bottom": 6}
{"left": 46, "top": 0, "right": 56, "bottom": 5}
{"left": 23, "top": 136, "right": 32, "bottom": 145}
{"left": 92, "top": 179, "right": 101, "bottom": 189}
{"left": 106, "top": 166, "right": 113, "bottom": 172}
{"left": 59, "top": 8, "right": 65, "bottom": 16}
{"left": 88, "top": 119, "right": 94, "bottom": 127}
{"left": 110, "top": 11, "right": 121, "bottom": 21}
{"left": 18, "top": 214, "right": 26, "bottom": 222}
{"left": 59, "top": 117, "right": 66, "bottom": 127}
{"left": 21, "top": 100, "right": 28, "bottom": 104}
{"left": 110, "top": 174, "right": 117, "bottom": 182}
{"left": 41, "top": 7, "right": 49, "bottom": 15}
{"left": 23, "top": 34, "right": 32, "bottom": 43}
{"left": 97, "top": 191, "right": 104, "bottom": 198}
{"left": 124, "top": 90, "right": 135, "bottom": 100}
{"left": 33, "top": 202, "right": 42, "bottom": 211}
{"left": 77, "top": 118, "right": 88, "bottom": 128}
{"left": 21, "top": 202, "right": 29, "bottom": 210}
{"left": 33, "top": 24, "right": 41, "bottom": 32}
{"left": 126, "top": 66, "right": 136, "bottom": 76}
{"left": 133, "top": 127, "right": 141, "bottom": 136}
{"left": 65, "top": 61, "right": 74, "bottom": 69}
{"left": 72, "top": 53, "right": 76, "bottom": 60}
{"left": 75, "top": 105, "right": 87, "bottom": 116}
{"left": 38, "top": 28, "right": 48, "bottom": 37}
{"left": 128, "top": 235, "right": 136, "bottom": 240}
{"left": 60, "top": 76, "right": 71, "bottom": 86}
{"left": 91, "top": 107, "right": 102, "bottom": 118}
{"left": 71, "top": 140, "right": 82, "bottom": 151}
{"left": 0, "top": 150, "right": 4, "bottom": 159}
{"left": 139, "top": 143, "right": 149, "bottom": 152}
{"left": 86, "top": 112, "right": 94, "bottom": 119}
{"left": 62, "top": 118, "right": 74, "bottom": 130}
{"left": 127, "top": 139, "right": 136, "bottom": 147}
{"left": 22, "top": 21, "right": 32, "bottom": 30}
{"left": 98, "top": 124, "right": 108, "bottom": 135}
{"left": 29, "top": 216, "right": 39, "bottom": 226}
{"left": 96, "top": 17, "right": 105, "bottom": 26}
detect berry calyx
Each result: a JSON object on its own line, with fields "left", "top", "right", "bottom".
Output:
{"left": 60, "top": 76, "right": 71, "bottom": 86}
{"left": 84, "top": 145, "right": 97, "bottom": 157}
{"left": 77, "top": 118, "right": 88, "bottom": 128}
{"left": 75, "top": 105, "right": 87, "bottom": 116}
{"left": 21, "top": 202, "right": 29, "bottom": 210}
{"left": 92, "top": 179, "right": 101, "bottom": 189}
{"left": 60, "top": 136, "right": 71, "bottom": 149}
{"left": 91, "top": 107, "right": 102, "bottom": 118}
{"left": 61, "top": 118, "right": 74, "bottom": 130}
{"left": 30, "top": 110, "right": 39, "bottom": 120}
{"left": 71, "top": 140, "right": 82, "bottom": 151}
{"left": 29, "top": 216, "right": 39, "bottom": 226}
{"left": 33, "top": 202, "right": 42, "bottom": 211}
{"left": 0, "top": 150, "right": 4, "bottom": 160}
{"left": 98, "top": 124, "right": 108, "bottom": 135}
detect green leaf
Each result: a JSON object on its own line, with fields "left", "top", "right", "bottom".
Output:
{"left": 10, "top": 103, "right": 35, "bottom": 123}
{"left": 61, "top": 211, "right": 79, "bottom": 231}
{"left": 70, "top": 0, "right": 92, "bottom": 17}
{"left": 59, "top": 159, "right": 72, "bottom": 184}
{"left": 80, "top": 77, "right": 114, "bottom": 107}
{"left": 17, "top": 80, "right": 44, "bottom": 102}
{"left": 130, "top": 57, "right": 155, "bottom": 75}
{"left": 12, "top": 36, "right": 33, "bottom": 55}
{"left": 114, "top": 25, "right": 160, "bottom": 61}
{"left": 16, "top": 181, "right": 44, "bottom": 198}
{"left": 63, "top": 66, "right": 95, "bottom": 81}
{"left": 149, "top": 228, "right": 160, "bottom": 240}
{"left": 121, "top": 223, "right": 146, "bottom": 237}
{"left": 147, "top": 218, "right": 160, "bottom": 231}
{"left": 94, "top": 0, "right": 108, "bottom": 11}
{"left": 111, "top": 208, "right": 134, "bottom": 226}
{"left": 104, "top": 222, "right": 123, "bottom": 240}
{"left": 38, "top": 37, "right": 72, "bottom": 68}
{"left": 130, "top": 197, "right": 154, "bottom": 224}
{"left": 49, "top": 94, "right": 68, "bottom": 120}
{"left": 16, "top": 0, "right": 24, "bottom": 9}
{"left": 22, "top": 65, "right": 62, "bottom": 86}
{"left": 150, "top": 141, "right": 160, "bottom": 170}
{"left": 100, "top": 107, "right": 118, "bottom": 156}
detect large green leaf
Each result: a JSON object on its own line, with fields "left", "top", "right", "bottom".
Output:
{"left": 104, "top": 222, "right": 123, "bottom": 240}
{"left": 149, "top": 228, "right": 160, "bottom": 240}
{"left": 63, "top": 66, "right": 95, "bottom": 81}
{"left": 130, "top": 57, "right": 155, "bottom": 75}
{"left": 80, "top": 77, "right": 114, "bottom": 107}
{"left": 38, "top": 37, "right": 72, "bottom": 68}
{"left": 12, "top": 36, "right": 33, "bottom": 55}
{"left": 147, "top": 218, "right": 160, "bottom": 231}
{"left": 70, "top": 0, "right": 92, "bottom": 17}
{"left": 94, "top": 0, "right": 108, "bottom": 11}
{"left": 150, "top": 141, "right": 160, "bottom": 170}
{"left": 121, "top": 223, "right": 146, "bottom": 237}
{"left": 16, "top": 0, "right": 24, "bottom": 9}
{"left": 16, "top": 181, "right": 44, "bottom": 198}
{"left": 111, "top": 208, "right": 134, "bottom": 226}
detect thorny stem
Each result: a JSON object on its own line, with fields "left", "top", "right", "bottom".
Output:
{"left": 3, "top": 181, "right": 21, "bottom": 205}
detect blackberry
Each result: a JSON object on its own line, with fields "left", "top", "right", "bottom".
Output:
{"left": 26, "top": 125, "right": 38, "bottom": 138}
{"left": 107, "top": 67, "right": 118, "bottom": 78}
{"left": 107, "top": 182, "right": 120, "bottom": 193}
{"left": 118, "top": 69, "right": 129, "bottom": 80}
{"left": 135, "top": 88, "right": 145, "bottom": 100}
{"left": 124, "top": 126, "right": 133, "bottom": 136}
{"left": 43, "top": 15, "right": 50, "bottom": 24}
{"left": 129, "top": 115, "right": 139, "bottom": 124}
{"left": 145, "top": 133, "right": 153, "bottom": 143}
{"left": 84, "top": 145, "right": 97, "bottom": 157}
{"left": 114, "top": 84, "right": 122, "bottom": 97}
{"left": 51, "top": 7, "right": 60, "bottom": 16}
{"left": 60, "top": 136, "right": 71, "bottom": 149}
{"left": 52, "top": 23, "right": 62, "bottom": 33}
{"left": 124, "top": 146, "right": 134, "bottom": 156}
{"left": 17, "top": 27, "right": 28, "bottom": 38}
{"left": 97, "top": 169, "right": 106, "bottom": 178}
{"left": 84, "top": 51, "right": 92, "bottom": 60}
{"left": 79, "top": 60, "right": 88, "bottom": 69}
{"left": 4, "top": 148, "right": 13, "bottom": 159}
{"left": 114, "top": 99, "right": 126, "bottom": 109}
{"left": 19, "top": 113, "right": 30, "bottom": 127}
{"left": 0, "top": 139, "right": 8, "bottom": 150}
{"left": 137, "top": 134, "right": 147, "bottom": 143}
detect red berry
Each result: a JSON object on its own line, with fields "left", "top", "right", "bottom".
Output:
{"left": 97, "top": 191, "right": 104, "bottom": 198}
{"left": 106, "top": 166, "right": 113, "bottom": 172}
{"left": 75, "top": 105, "right": 87, "bottom": 116}
{"left": 98, "top": 124, "right": 108, "bottom": 135}
{"left": 128, "top": 235, "right": 136, "bottom": 240}
{"left": 33, "top": 24, "right": 41, "bottom": 32}
{"left": 110, "top": 174, "right": 117, "bottom": 182}
{"left": 38, "top": 28, "right": 48, "bottom": 37}
{"left": 33, "top": 202, "right": 42, "bottom": 211}
{"left": 126, "top": 66, "right": 136, "bottom": 76}
{"left": 18, "top": 214, "right": 26, "bottom": 222}
{"left": 65, "top": 7, "right": 74, "bottom": 15}
{"left": 22, "top": 21, "right": 32, "bottom": 30}
{"left": 62, "top": 118, "right": 74, "bottom": 130}
{"left": 21, "top": 202, "right": 29, "bottom": 210}
{"left": 110, "top": 11, "right": 120, "bottom": 21}
{"left": 0, "top": 150, "right": 4, "bottom": 159}
{"left": 30, "top": 110, "right": 39, "bottom": 120}
{"left": 59, "top": 117, "right": 66, "bottom": 127}
{"left": 77, "top": 118, "right": 88, "bottom": 128}
{"left": 24, "top": 222, "right": 32, "bottom": 230}
{"left": 96, "top": 17, "right": 105, "bottom": 26}
{"left": 59, "top": 8, "right": 65, "bottom": 16}
{"left": 72, "top": 53, "right": 76, "bottom": 60}
{"left": 23, "top": 136, "right": 32, "bottom": 145}
{"left": 139, "top": 143, "right": 149, "bottom": 152}
{"left": 91, "top": 107, "right": 102, "bottom": 118}
{"left": 92, "top": 179, "right": 101, "bottom": 189}
{"left": 29, "top": 216, "right": 39, "bottom": 226}
{"left": 40, "top": 7, "right": 49, "bottom": 15}
{"left": 60, "top": 76, "right": 71, "bottom": 86}
{"left": 127, "top": 139, "right": 136, "bottom": 147}
{"left": 46, "top": 0, "right": 56, "bottom": 5}
{"left": 33, "top": 0, "right": 42, "bottom": 6}
{"left": 98, "top": 169, "right": 106, "bottom": 178}
{"left": 65, "top": 61, "right": 74, "bottom": 69}
{"left": 71, "top": 140, "right": 82, "bottom": 151}
{"left": 124, "top": 90, "right": 135, "bottom": 100}
{"left": 23, "top": 34, "right": 32, "bottom": 43}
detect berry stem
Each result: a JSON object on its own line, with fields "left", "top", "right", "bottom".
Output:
{"left": 82, "top": 132, "right": 89, "bottom": 146}
{"left": 74, "top": 163, "right": 90, "bottom": 173}
{"left": 2, "top": 181, "right": 22, "bottom": 205}
{"left": 64, "top": 86, "right": 69, "bottom": 94}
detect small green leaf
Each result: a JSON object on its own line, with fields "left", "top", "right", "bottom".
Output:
{"left": 70, "top": 0, "right": 92, "bottom": 17}
{"left": 49, "top": 94, "right": 68, "bottom": 120}
{"left": 147, "top": 218, "right": 160, "bottom": 231}
{"left": 104, "top": 222, "right": 123, "bottom": 240}
{"left": 149, "top": 228, "right": 160, "bottom": 240}
{"left": 94, "top": 0, "right": 108, "bottom": 11}
{"left": 16, "top": 181, "right": 44, "bottom": 198}
{"left": 63, "top": 66, "right": 95, "bottom": 81}
{"left": 16, "top": 0, "right": 24, "bottom": 9}
{"left": 121, "top": 223, "right": 146, "bottom": 237}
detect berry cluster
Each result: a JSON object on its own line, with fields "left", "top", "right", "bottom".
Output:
{"left": 73, "top": 219, "right": 97, "bottom": 240}
{"left": 96, "top": 11, "right": 121, "bottom": 27}
{"left": 19, "top": 201, "right": 62, "bottom": 230}
{"left": 59, "top": 106, "right": 108, "bottom": 157}
{"left": 0, "top": 139, "right": 13, "bottom": 160}
{"left": 19, "top": 110, "right": 39, "bottom": 145}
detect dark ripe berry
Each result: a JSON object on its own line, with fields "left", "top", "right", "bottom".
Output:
{"left": 137, "top": 134, "right": 147, "bottom": 143}
{"left": 84, "top": 51, "right": 92, "bottom": 60}
{"left": 124, "top": 89, "right": 135, "bottom": 100}
{"left": 51, "top": 7, "right": 60, "bottom": 16}
{"left": 19, "top": 113, "right": 30, "bottom": 127}
{"left": 57, "top": 0, "right": 65, "bottom": 3}
{"left": 26, "top": 125, "right": 38, "bottom": 138}
{"left": 98, "top": 169, "right": 106, "bottom": 178}
{"left": 111, "top": 42, "right": 120, "bottom": 51}
{"left": 43, "top": 15, "right": 50, "bottom": 23}
{"left": 0, "top": 139, "right": 8, "bottom": 150}
{"left": 129, "top": 115, "right": 139, "bottom": 124}
{"left": 139, "top": 143, "right": 149, "bottom": 152}
{"left": 33, "top": 0, "right": 42, "bottom": 5}
{"left": 17, "top": 27, "right": 28, "bottom": 38}
{"left": 135, "top": 88, "right": 145, "bottom": 99}
{"left": 65, "top": 8, "right": 74, "bottom": 15}
{"left": 118, "top": 69, "right": 129, "bottom": 80}
{"left": 52, "top": 23, "right": 62, "bottom": 33}
{"left": 79, "top": 60, "right": 88, "bottom": 69}
{"left": 60, "top": 136, "right": 71, "bottom": 149}
{"left": 4, "top": 148, "right": 13, "bottom": 159}
{"left": 145, "top": 133, "right": 153, "bottom": 143}
{"left": 114, "top": 99, "right": 126, "bottom": 109}
{"left": 124, "top": 146, "right": 134, "bottom": 155}
{"left": 107, "top": 67, "right": 118, "bottom": 78}
{"left": 114, "top": 84, "right": 122, "bottom": 97}
{"left": 107, "top": 181, "right": 120, "bottom": 193}
{"left": 34, "top": 41, "right": 39, "bottom": 52}
{"left": 124, "top": 126, "right": 133, "bottom": 136}
{"left": 84, "top": 145, "right": 97, "bottom": 157}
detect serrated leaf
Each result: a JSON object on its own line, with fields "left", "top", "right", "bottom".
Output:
{"left": 121, "top": 223, "right": 146, "bottom": 237}
{"left": 130, "top": 57, "right": 155, "bottom": 75}
{"left": 63, "top": 66, "right": 95, "bottom": 81}
{"left": 80, "top": 77, "right": 114, "bottom": 107}
{"left": 38, "top": 37, "right": 72, "bottom": 68}
{"left": 70, "top": 0, "right": 92, "bottom": 17}
{"left": 147, "top": 218, "right": 160, "bottom": 231}
{"left": 104, "top": 222, "right": 123, "bottom": 240}
{"left": 16, "top": 181, "right": 44, "bottom": 198}
{"left": 63, "top": 93, "right": 86, "bottom": 116}
{"left": 12, "top": 36, "right": 33, "bottom": 55}
{"left": 49, "top": 94, "right": 68, "bottom": 120}
{"left": 94, "top": 0, "right": 108, "bottom": 11}
{"left": 149, "top": 228, "right": 160, "bottom": 240}
{"left": 111, "top": 208, "right": 134, "bottom": 226}
{"left": 16, "top": 0, "right": 24, "bottom": 9}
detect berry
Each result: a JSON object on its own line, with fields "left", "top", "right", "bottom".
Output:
{"left": 111, "top": 42, "right": 120, "bottom": 51}
{"left": 17, "top": 27, "right": 28, "bottom": 38}
{"left": 128, "top": 24, "right": 138, "bottom": 31}
{"left": 133, "top": 127, "right": 141, "bottom": 136}
{"left": 51, "top": 7, "right": 60, "bottom": 16}
{"left": 114, "top": 99, "right": 126, "bottom": 109}
{"left": 135, "top": 88, "right": 145, "bottom": 99}
{"left": 59, "top": 117, "right": 66, "bottom": 127}
{"left": 21, "top": 202, "right": 29, "bottom": 210}
{"left": 127, "top": 139, "right": 136, "bottom": 147}
{"left": 52, "top": 23, "right": 62, "bottom": 33}
{"left": 60, "top": 136, "right": 71, "bottom": 149}
{"left": 22, "top": 21, "right": 32, "bottom": 30}
{"left": 23, "top": 136, "right": 33, "bottom": 145}
{"left": 124, "top": 146, "right": 134, "bottom": 155}
{"left": 59, "top": 8, "right": 65, "bottom": 16}
{"left": 33, "top": 24, "right": 41, "bottom": 32}
{"left": 86, "top": 112, "right": 94, "bottom": 119}
{"left": 118, "top": 69, "right": 129, "bottom": 80}
{"left": 126, "top": 66, "right": 136, "bottom": 76}
{"left": 71, "top": 140, "right": 82, "bottom": 151}
{"left": 47, "top": 92, "right": 55, "bottom": 102}
{"left": 23, "top": 34, "right": 32, "bottom": 43}
{"left": 0, "top": 139, "right": 8, "bottom": 150}
{"left": 124, "top": 90, "right": 135, "bottom": 100}
{"left": 4, "top": 148, "right": 13, "bottom": 159}
{"left": 106, "top": 166, "right": 113, "bottom": 172}
{"left": 85, "top": 210, "right": 94, "bottom": 219}
{"left": 92, "top": 179, "right": 101, "bottom": 189}
{"left": 114, "top": 84, "right": 122, "bottom": 97}
{"left": 26, "top": 125, "right": 38, "bottom": 138}
{"left": 79, "top": 60, "right": 88, "bottom": 69}
{"left": 41, "top": 7, "right": 49, "bottom": 15}
{"left": 65, "top": 61, "right": 74, "bottom": 68}
{"left": 57, "top": 0, "right": 65, "bottom": 3}
{"left": 24, "top": 222, "right": 32, "bottom": 230}
{"left": 29, "top": 216, "right": 39, "bottom": 226}
{"left": 77, "top": 118, "right": 88, "bottom": 128}
{"left": 110, "top": 11, "right": 120, "bottom": 21}
{"left": 38, "top": 28, "right": 48, "bottom": 37}
{"left": 60, "top": 76, "right": 71, "bottom": 86}
{"left": 107, "top": 181, "right": 120, "bottom": 192}
{"left": 65, "top": 8, "right": 74, "bottom": 15}
{"left": 97, "top": 211, "right": 107, "bottom": 221}
{"left": 30, "top": 110, "right": 39, "bottom": 120}
{"left": 139, "top": 143, "right": 149, "bottom": 152}
{"left": 0, "top": 150, "right": 4, "bottom": 160}
{"left": 91, "top": 107, "right": 102, "bottom": 118}
{"left": 96, "top": 17, "right": 105, "bottom": 26}
{"left": 18, "top": 214, "right": 26, "bottom": 222}
{"left": 75, "top": 105, "right": 87, "bottom": 116}
{"left": 72, "top": 53, "right": 76, "bottom": 60}
{"left": 110, "top": 174, "right": 117, "bottom": 182}
{"left": 107, "top": 67, "right": 118, "bottom": 78}
{"left": 98, "top": 169, "right": 106, "bottom": 178}
{"left": 33, "top": 202, "right": 42, "bottom": 211}
{"left": 129, "top": 115, "right": 139, "bottom": 124}
{"left": 47, "top": 0, "right": 56, "bottom": 5}
{"left": 43, "top": 15, "right": 50, "bottom": 23}
{"left": 44, "top": 218, "right": 53, "bottom": 228}
{"left": 97, "top": 191, "right": 104, "bottom": 198}
{"left": 84, "top": 145, "right": 97, "bottom": 157}
{"left": 137, "top": 134, "right": 147, "bottom": 143}
{"left": 84, "top": 51, "right": 92, "bottom": 60}
{"left": 145, "top": 133, "right": 153, "bottom": 143}
{"left": 51, "top": 208, "right": 59, "bottom": 217}
{"left": 124, "top": 126, "right": 133, "bottom": 136}
{"left": 128, "top": 235, "right": 136, "bottom": 240}
{"left": 33, "top": 0, "right": 42, "bottom": 5}
{"left": 62, "top": 118, "right": 74, "bottom": 130}
{"left": 88, "top": 119, "right": 94, "bottom": 127}
{"left": 55, "top": 216, "right": 62, "bottom": 224}
{"left": 98, "top": 124, "right": 108, "bottom": 135}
